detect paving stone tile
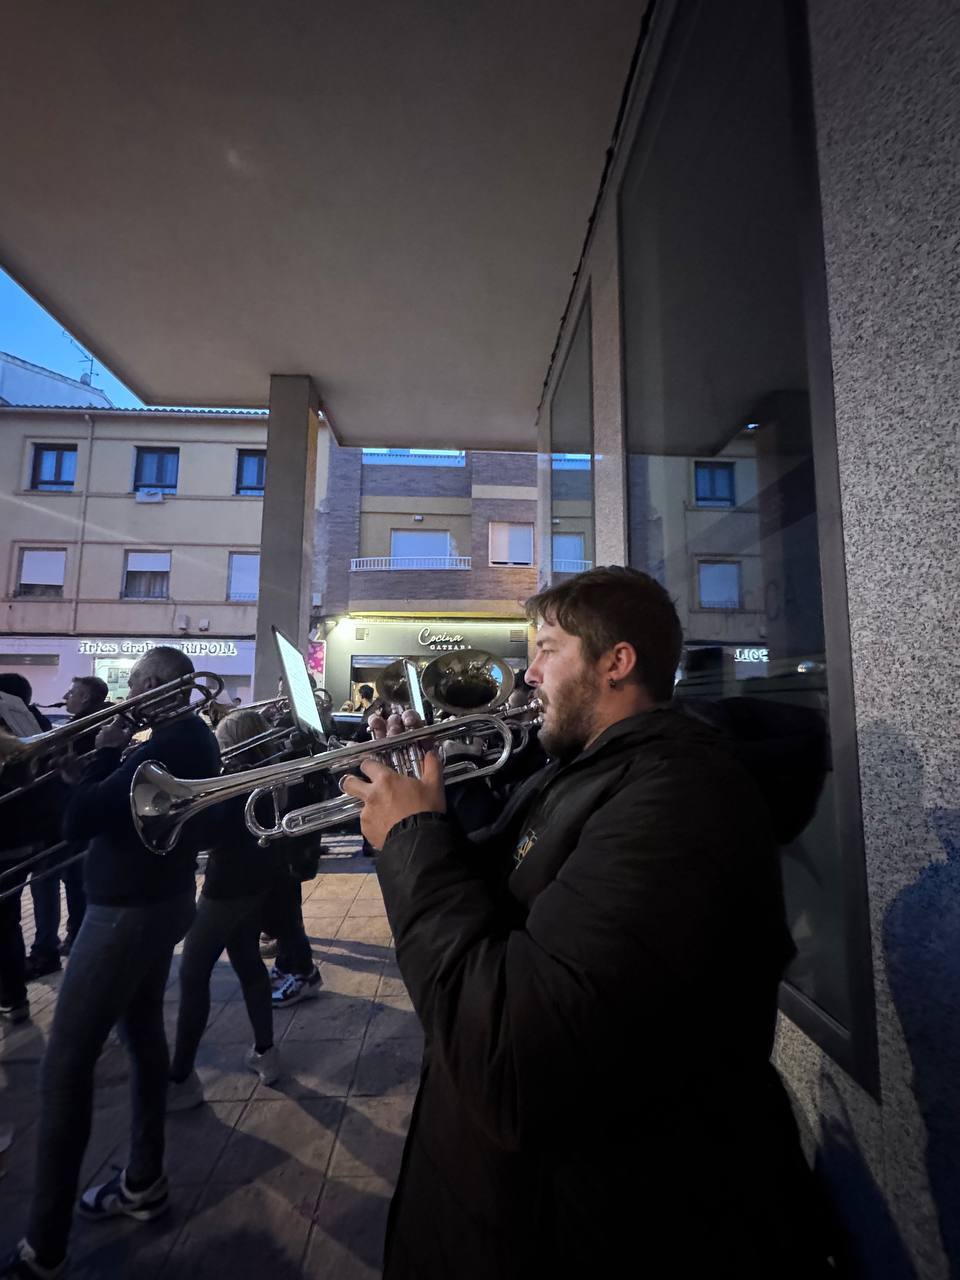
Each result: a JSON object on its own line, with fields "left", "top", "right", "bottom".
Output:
{"left": 376, "top": 964, "right": 408, "bottom": 999}
{"left": 343, "top": 900, "right": 388, "bottom": 919}
{"left": 282, "top": 994, "right": 373, "bottom": 1043}
{"left": 328, "top": 1096, "right": 414, "bottom": 1182}
{"left": 304, "top": 1176, "right": 392, "bottom": 1280}
{"left": 211, "top": 1098, "right": 343, "bottom": 1212}
{"left": 337, "top": 918, "right": 393, "bottom": 945}
{"left": 313, "top": 877, "right": 362, "bottom": 901}
{"left": 318, "top": 958, "right": 385, "bottom": 998}
{"left": 69, "top": 1189, "right": 198, "bottom": 1280}
{"left": 351, "top": 1038, "right": 423, "bottom": 1098}
{"left": 355, "top": 877, "right": 385, "bottom": 900}
{"left": 165, "top": 1102, "right": 245, "bottom": 1183}
{"left": 252, "top": 1038, "right": 362, "bottom": 1100}
{"left": 0, "top": 1119, "right": 38, "bottom": 1194}
{"left": 193, "top": 1043, "right": 260, "bottom": 1102}
{"left": 201, "top": 1000, "right": 264, "bottom": 1044}
{"left": 365, "top": 997, "right": 419, "bottom": 1045}
{"left": 162, "top": 1182, "right": 313, "bottom": 1279}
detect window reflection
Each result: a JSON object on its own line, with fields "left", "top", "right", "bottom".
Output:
{"left": 620, "top": 0, "right": 854, "bottom": 1028}
{"left": 549, "top": 298, "right": 594, "bottom": 578}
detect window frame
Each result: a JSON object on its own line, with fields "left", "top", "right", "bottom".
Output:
{"left": 121, "top": 549, "right": 172, "bottom": 600}
{"left": 388, "top": 528, "right": 453, "bottom": 559}
{"left": 133, "top": 447, "right": 180, "bottom": 494}
{"left": 15, "top": 546, "right": 67, "bottom": 598}
{"left": 30, "top": 444, "right": 78, "bottom": 493}
{"left": 227, "top": 550, "right": 261, "bottom": 601}
{"left": 694, "top": 460, "right": 736, "bottom": 508}
{"left": 695, "top": 558, "right": 743, "bottom": 611}
{"left": 488, "top": 521, "right": 535, "bottom": 567}
{"left": 235, "top": 449, "right": 266, "bottom": 496}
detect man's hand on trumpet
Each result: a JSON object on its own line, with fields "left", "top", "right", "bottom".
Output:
{"left": 340, "top": 707, "right": 446, "bottom": 850}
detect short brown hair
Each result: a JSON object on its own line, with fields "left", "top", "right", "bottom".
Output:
{"left": 72, "top": 675, "right": 108, "bottom": 707}
{"left": 526, "top": 566, "right": 682, "bottom": 702}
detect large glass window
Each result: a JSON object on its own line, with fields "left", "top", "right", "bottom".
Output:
{"left": 134, "top": 447, "right": 179, "bottom": 493}
{"left": 122, "top": 550, "right": 171, "bottom": 598}
{"left": 550, "top": 296, "right": 594, "bottom": 579}
{"left": 31, "top": 445, "right": 77, "bottom": 492}
{"left": 17, "top": 548, "right": 66, "bottom": 597}
{"left": 620, "top": 0, "right": 875, "bottom": 1086}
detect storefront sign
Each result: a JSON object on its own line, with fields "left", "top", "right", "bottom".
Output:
{"left": 77, "top": 639, "right": 240, "bottom": 658}
{"left": 417, "top": 627, "right": 467, "bottom": 651}
{"left": 733, "top": 646, "right": 769, "bottom": 663}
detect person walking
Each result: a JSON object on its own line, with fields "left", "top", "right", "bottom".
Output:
{"left": 1, "top": 647, "right": 220, "bottom": 1280}
{"left": 24, "top": 676, "right": 107, "bottom": 975}
{"left": 166, "top": 710, "right": 286, "bottom": 1109}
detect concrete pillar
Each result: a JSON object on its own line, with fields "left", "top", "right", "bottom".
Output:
{"left": 254, "top": 375, "right": 320, "bottom": 698}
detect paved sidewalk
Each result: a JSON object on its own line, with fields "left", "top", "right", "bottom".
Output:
{"left": 0, "top": 853, "right": 418, "bottom": 1279}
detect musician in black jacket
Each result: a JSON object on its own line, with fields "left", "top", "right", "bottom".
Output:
{"left": 2, "top": 647, "right": 219, "bottom": 1280}
{"left": 341, "top": 567, "right": 832, "bottom": 1280}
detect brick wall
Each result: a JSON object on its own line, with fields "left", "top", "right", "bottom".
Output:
{"left": 472, "top": 451, "right": 537, "bottom": 487}
{"left": 314, "top": 439, "right": 362, "bottom": 615}
{"left": 315, "top": 448, "right": 537, "bottom": 616}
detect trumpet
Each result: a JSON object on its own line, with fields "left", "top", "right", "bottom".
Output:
{"left": 130, "top": 648, "right": 538, "bottom": 854}
{"left": 0, "top": 671, "right": 224, "bottom": 790}
{"left": 131, "top": 701, "right": 539, "bottom": 854}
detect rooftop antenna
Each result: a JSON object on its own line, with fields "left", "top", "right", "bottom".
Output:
{"left": 60, "top": 330, "right": 98, "bottom": 386}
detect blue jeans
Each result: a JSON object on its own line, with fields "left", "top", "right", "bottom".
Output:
{"left": 26, "top": 889, "right": 196, "bottom": 1262}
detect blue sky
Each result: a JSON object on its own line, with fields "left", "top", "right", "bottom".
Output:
{"left": 0, "top": 267, "right": 142, "bottom": 407}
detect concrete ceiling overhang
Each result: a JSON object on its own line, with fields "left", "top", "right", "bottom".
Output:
{"left": 0, "top": 1, "right": 644, "bottom": 450}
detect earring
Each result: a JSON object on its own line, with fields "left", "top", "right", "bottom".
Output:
{"left": 608, "top": 678, "right": 618, "bottom": 689}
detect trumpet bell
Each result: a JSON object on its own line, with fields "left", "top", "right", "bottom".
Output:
{"left": 420, "top": 649, "right": 513, "bottom": 714}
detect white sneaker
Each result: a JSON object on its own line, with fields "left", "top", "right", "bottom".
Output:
{"left": 77, "top": 1167, "right": 169, "bottom": 1222}
{"left": 166, "top": 1070, "right": 204, "bottom": 1112}
{"left": 244, "top": 1045, "right": 281, "bottom": 1084}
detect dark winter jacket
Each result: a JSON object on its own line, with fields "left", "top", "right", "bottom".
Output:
{"left": 376, "top": 707, "right": 831, "bottom": 1279}
{"left": 65, "top": 714, "right": 220, "bottom": 907}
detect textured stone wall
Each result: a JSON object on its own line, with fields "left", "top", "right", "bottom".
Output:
{"left": 771, "top": 3, "right": 960, "bottom": 1276}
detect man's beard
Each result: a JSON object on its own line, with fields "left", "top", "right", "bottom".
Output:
{"left": 538, "top": 671, "right": 601, "bottom": 762}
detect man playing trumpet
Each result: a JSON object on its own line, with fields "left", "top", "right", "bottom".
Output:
{"left": 341, "top": 566, "right": 831, "bottom": 1280}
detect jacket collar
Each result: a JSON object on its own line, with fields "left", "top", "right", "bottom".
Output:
{"left": 553, "top": 705, "right": 679, "bottom": 773}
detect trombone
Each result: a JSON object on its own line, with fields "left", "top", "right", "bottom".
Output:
{"left": 0, "top": 671, "right": 224, "bottom": 794}
{"left": 131, "top": 649, "right": 539, "bottom": 854}
{"left": 219, "top": 688, "right": 334, "bottom": 765}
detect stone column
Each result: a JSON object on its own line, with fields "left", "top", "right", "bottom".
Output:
{"left": 254, "top": 375, "right": 320, "bottom": 698}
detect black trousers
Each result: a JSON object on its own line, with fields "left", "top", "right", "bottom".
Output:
{"left": 260, "top": 870, "right": 312, "bottom": 976}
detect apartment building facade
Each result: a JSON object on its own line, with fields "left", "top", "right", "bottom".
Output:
{"left": 0, "top": 405, "right": 268, "bottom": 704}
{"left": 312, "top": 439, "right": 538, "bottom": 705}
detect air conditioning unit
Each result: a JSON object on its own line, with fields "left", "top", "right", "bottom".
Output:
{"left": 135, "top": 489, "right": 165, "bottom": 503}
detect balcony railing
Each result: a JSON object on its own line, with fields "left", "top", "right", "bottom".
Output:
{"left": 350, "top": 555, "right": 471, "bottom": 571}
{"left": 553, "top": 559, "right": 593, "bottom": 573}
